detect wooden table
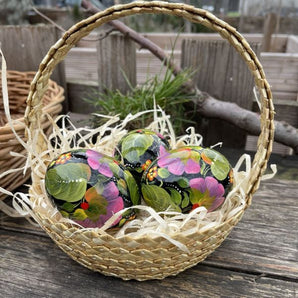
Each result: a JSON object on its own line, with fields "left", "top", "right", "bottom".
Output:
{"left": 1, "top": 178, "right": 297, "bottom": 297}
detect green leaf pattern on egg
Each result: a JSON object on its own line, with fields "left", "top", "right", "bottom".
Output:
{"left": 141, "top": 146, "right": 233, "bottom": 213}
{"left": 201, "top": 148, "right": 231, "bottom": 181}
{"left": 141, "top": 184, "right": 181, "bottom": 212}
{"left": 114, "top": 129, "right": 170, "bottom": 182}
{"left": 45, "top": 149, "right": 140, "bottom": 229}
{"left": 45, "top": 163, "right": 91, "bottom": 203}
{"left": 121, "top": 133, "right": 154, "bottom": 163}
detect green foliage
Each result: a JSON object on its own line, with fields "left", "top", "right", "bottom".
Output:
{"left": 85, "top": 65, "right": 195, "bottom": 134}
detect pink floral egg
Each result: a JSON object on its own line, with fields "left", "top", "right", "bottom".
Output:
{"left": 45, "top": 149, "right": 140, "bottom": 228}
{"left": 140, "top": 146, "right": 233, "bottom": 213}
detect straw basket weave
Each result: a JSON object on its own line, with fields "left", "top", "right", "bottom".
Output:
{"left": 0, "top": 70, "right": 64, "bottom": 198}
{"left": 24, "top": 2, "right": 274, "bottom": 281}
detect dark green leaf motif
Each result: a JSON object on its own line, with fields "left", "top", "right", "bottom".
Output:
{"left": 203, "top": 148, "right": 230, "bottom": 181}
{"left": 141, "top": 184, "right": 181, "bottom": 212}
{"left": 45, "top": 163, "right": 91, "bottom": 203}
{"left": 177, "top": 177, "right": 189, "bottom": 188}
{"left": 121, "top": 133, "right": 154, "bottom": 163}
{"left": 61, "top": 202, "right": 75, "bottom": 212}
{"left": 167, "top": 188, "right": 182, "bottom": 206}
{"left": 124, "top": 171, "right": 140, "bottom": 205}
{"left": 181, "top": 192, "right": 190, "bottom": 209}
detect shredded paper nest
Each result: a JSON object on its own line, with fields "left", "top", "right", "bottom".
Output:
{"left": 2, "top": 107, "right": 257, "bottom": 252}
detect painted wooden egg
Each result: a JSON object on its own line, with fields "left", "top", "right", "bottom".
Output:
{"left": 114, "top": 129, "right": 170, "bottom": 182}
{"left": 45, "top": 149, "right": 140, "bottom": 228}
{"left": 141, "top": 146, "right": 234, "bottom": 213}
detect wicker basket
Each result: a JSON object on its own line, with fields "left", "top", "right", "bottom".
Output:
{"left": 0, "top": 70, "right": 64, "bottom": 198}
{"left": 24, "top": 2, "right": 274, "bottom": 281}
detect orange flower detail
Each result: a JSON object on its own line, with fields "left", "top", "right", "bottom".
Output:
{"left": 142, "top": 159, "right": 152, "bottom": 171}
{"left": 147, "top": 166, "right": 158, "bottom": 181}
{"left": 56, "top": 152, "right": 72, "bottom": 165}
{"left": 228, "top": 169, "right": 234, "bottom": 184}
{"left": 201, "top": 151, "right": 212, "bottom": 165}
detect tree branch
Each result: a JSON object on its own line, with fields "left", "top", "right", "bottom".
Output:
{"left": 81, "top": 0, "right": 298, "bottom": 153}
{"left": 191, "top": 94, "right": 298, "bottom": 154}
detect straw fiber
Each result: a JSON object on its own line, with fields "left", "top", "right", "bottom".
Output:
{"left": 0, "top": 70, "right": 64, "bottom": 198}
{"left": 24, "top": 2, "right": 274, "bottom": 280}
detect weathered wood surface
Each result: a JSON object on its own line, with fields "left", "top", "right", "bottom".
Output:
{"left": 64, "top": 48, "right": 180, "bottom": 85}
{"left": 65, "top": 48, "right": 98, "bottom": 82}
{"left": 77, "top": 33, "right": 289, "bottom": 52}
{"left": 246, "top": 100, "right": 298, "bottom": 155}
{"left": 260, "top": 53, "right": 298, "bottom": 100}
{"left": 67, "top": 80, "right": 99, "bottom": 114}
{"left": 1, "top": 179, "right": 297, "bottom": 297}
{"left": 262, "top": 13, "right": 278, "bottom": 52}
{"left": 65, "top": 33, "right": 298, "bottom": 101}
{"left": 181, "top": 39, "right": 261, "bottom": 148}
{"left": 286, "top": 35, "right": 298, "bottom": 54}
{"left": 0, "top": 25, "right": 66, "bottom": 91}
{"left": 97, "top": 32, "right": 136, "bottom": 94}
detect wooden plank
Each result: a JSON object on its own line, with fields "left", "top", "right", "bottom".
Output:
{"left": 269, "top": 83, "right": 298, "bottom": 93}
{"left": 262, "top": 13, "right": 277, "bottom": 52}
{"left": 64, "top": 48, "right": 179, "bottom": 85}
{"left": 246, "top": 135, "right": 293, "bottom": 155}
{"left": 246, "top": 99, "right": 298, "bottom": 155}
{"left": 64, "top": 48, "right": 98, "bottom": 82}
{"left": 141, "top": 33, "right": 289, "bottom": 53}
{"left": 0, "top": 212, "right": 45, "bottom": 237}
{"left": 67, "top": 81, "right": 99, "bottom": 114}
{"left": 205, "top": 179, "right": 298, "bottom": 279}
{"left": 286, "top": 35, "right": 298, "bottom": 53}
{"left": 1, "top": 228, "right": 297, "bottom": 297}
{"left": 266, "top": 78, "right": 298, "bottom": 86}
{"left": 260, "top": 53, "right": 298, "bottom": 101}
{"left": 76, "top": 32, "right": 290, "bottom": 53}
{"left": 0, "top": 25, "right": 66, "bottom": 108}
{"left": 273, "top": 101, "right": 298, "bottom": 126}
{"left": 136, "top": 50, "right": 180, "bottom": 84}
{"left": 245, "top": 98, "right": 298, "bottom": 155}
{"left": 263, "top": 67, "right": 298, "bottom": 75}
{"left": 261, "top": 72, "right": 298, "bottom": 80}
{"left": 181, "top": 39, "right": 261, "bottom": 148}
{"left": 97, "top": 32, "right": 136, "bottom": 94}
{"left": 261, "top": 52, "right": 298, "bottom": 60}
{"left": 273, "top": 91, "right": 298, "bottom": 101}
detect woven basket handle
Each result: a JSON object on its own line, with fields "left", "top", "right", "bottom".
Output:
{"left": 25, "top": 1, "right": 274, "bottom": 201}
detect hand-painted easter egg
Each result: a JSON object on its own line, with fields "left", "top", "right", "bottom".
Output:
{"left": 45, "top": 149, "right": 140, "bottom": 228}
{"left": 141, "top": 146, "right": 233, "bottom": 213}
{"left": 114, "top": 129, "right": 170, "bottom": 181}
